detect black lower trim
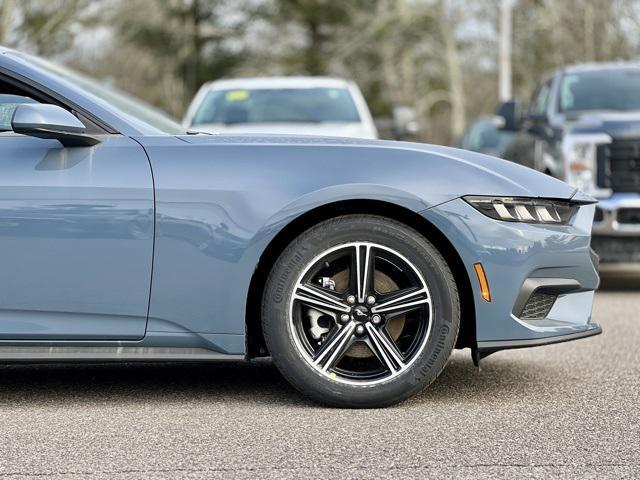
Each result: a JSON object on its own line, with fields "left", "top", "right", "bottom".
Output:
{"left": 0, "top": 346, "right": 245, "bottom": 363}
{"left": 475, "top": 325, "right": 602, "bottom": 361}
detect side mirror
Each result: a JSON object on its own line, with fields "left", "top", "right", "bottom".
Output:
{"left": 392, "top": 106, "right": 420, "bottom": 140}
{"left": 496, "top": 100, "right": 521, "bottom": 131}
{"left": 12, "top": 104, "right": 100, "bottom": 147}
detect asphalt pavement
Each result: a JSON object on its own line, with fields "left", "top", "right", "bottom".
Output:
{"left": 0, "top": 289, "right": 638, "bottom": 479}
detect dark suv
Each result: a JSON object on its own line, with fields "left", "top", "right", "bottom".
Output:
{"left": 497, "top": 63, "right": 640, "bottom": 272}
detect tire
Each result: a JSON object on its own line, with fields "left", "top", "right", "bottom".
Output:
{"left": 262, "top": 215, "right": 460, "bottom": 408}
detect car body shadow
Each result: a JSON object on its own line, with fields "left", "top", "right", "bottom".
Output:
{"left": 410, "top": 352, "right": 557, "bottom": 406}
{"left": 0, "top": 353, "right": 554, "bottom": 409}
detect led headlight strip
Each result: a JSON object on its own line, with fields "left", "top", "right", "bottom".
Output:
{"left": 464, "top": 196, "right": 578, "bottom": 225}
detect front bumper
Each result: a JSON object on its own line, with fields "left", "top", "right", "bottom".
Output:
{"left": 592, "top": 193, "right": 640, "bottom": 265}
{"left": 476, "top": 325, "right": 601, "bottom": 352}
{"left": 421, "top": 198, "right": 601, "bottom": 353}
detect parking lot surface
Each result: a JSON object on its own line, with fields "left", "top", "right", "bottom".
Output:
{"left": 0, "top": 289, "right": 638, "bottom": 479}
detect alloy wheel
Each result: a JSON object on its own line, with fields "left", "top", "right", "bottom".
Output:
{"left": 288, "top": 242, "right": 433, "bottom": 385}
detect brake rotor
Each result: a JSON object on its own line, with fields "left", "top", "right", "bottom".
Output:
{"left": 330, "top": 269, "right": 406, "bottom": 358}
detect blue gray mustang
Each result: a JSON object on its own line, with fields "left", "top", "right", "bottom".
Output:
{"left": 0, "top": 48, "right": 600, "bottom": 407}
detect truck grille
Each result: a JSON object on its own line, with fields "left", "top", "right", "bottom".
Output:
{"left": 591, "top": 236, "right": 640, "bottom": 263}
{"left": 598, "top": 139, "right": 640, "bottom": 192}
{"left": 618, "top": 208, "right": 640, "bottom": 225}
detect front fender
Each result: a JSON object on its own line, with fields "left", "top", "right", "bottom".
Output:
{"left": 253, "top": 183, "right": 429, "bottom": 243}
{"left": 139, "top": 135, "right": 579, "bottom": 355}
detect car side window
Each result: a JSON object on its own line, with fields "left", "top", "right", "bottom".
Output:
{"left": 0, "top": 75, "right": 42, "bottom": 132}
{"left": 468, "top": 123, "right": 489, "bottom": 150}
{"left": 0, "top": 74, "right": 103, "bottom": 136}
{"left": 0, "top": 94, "right": 38, "bottom": 132}
{"left": 530, "top": 80, "right": 552, "bottom": 116}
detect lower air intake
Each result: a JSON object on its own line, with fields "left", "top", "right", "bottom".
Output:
{"left": 520, "top": 292, "right": 557, "bottom": 320}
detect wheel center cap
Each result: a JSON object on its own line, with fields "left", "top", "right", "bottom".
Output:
{"left": 352, "top": 305, "right": 369, "bottom": 322}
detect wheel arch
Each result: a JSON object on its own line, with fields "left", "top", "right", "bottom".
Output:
{"left": 245, "top": 199, "right": 476, "bottom": 358}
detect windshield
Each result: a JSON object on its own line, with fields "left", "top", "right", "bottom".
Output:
{"left": 560, "top": 68, "right": 640, "bottom": 113}
{"left": 191, "top": 87, "right": 361, "bottom": 126}
{"left": 465, "top": 120, "right": 514, "bottom": 153}
{"left": 19, "top": 53, "right": 185, "bottom": 134}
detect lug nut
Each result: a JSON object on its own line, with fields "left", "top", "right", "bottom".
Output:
{"left": 346, "top": 295, "right": 356, "bottom": 305}
{"left": 355, "top": 325, "right": 365, "bottom": 336}
{"left": 371, "top": 314, "right": 382, "bottom": 324}
{"left": 366, "top": 295, "right": 376, "bottom": 305}
{"left": 340, "top": 313, "right": 350, "bottom": 323}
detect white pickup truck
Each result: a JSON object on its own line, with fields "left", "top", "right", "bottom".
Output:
{"left": 183, "top": 76, "right": 378, "bottom": 139}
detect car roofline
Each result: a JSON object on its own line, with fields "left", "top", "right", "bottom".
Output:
{"left": 560, "top": 61, "right": 640, "bottom": 74}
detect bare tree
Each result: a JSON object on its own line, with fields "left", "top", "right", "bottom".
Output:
{"left": 3, "top": 0, "right": 88, "bottom": 55}
{"left": 0, "top": 0, "right": 16, "bottom": 45}
{"left": 435, "top": 0, "right": 466, "bottom": 139}
{"left": 510, "top": 0, "right": 640, "bottom": 99}
{"left": 5, "top": 0, "right": 640, "bottom": 144}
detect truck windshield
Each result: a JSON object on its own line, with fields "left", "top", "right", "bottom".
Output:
{"left": 560, "top": 68, "right": 640, "bottom": 113}
{"left": 191, "top": 88, "right": 361, "bottom": 125}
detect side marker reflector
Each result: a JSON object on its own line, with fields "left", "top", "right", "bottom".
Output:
{"left": 473, "top": 263, "right": 491, "bottom": 302}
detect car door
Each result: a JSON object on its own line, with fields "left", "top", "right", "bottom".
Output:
{"left": 0, "top": 91, "right": 154, "bottom": 340}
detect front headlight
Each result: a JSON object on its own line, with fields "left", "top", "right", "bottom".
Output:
{"left": 464, "top": 196, "right": 579, "bottom": 225}
{"left": 562, "top": 133, "right": 611, "bottom": 195}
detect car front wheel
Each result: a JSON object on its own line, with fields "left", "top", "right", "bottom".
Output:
{"left": 262, "top": 215, "right": 460, "bottom": 408}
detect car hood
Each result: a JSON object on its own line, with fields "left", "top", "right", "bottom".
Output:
{"left": 177, "top": 134, "right": 577, "bottom": 202}
{"left": 566, "top": 111, "right": 640, "bottom": 139}
{"left": 188, "top": 122, "right": 377, "bottom": 139}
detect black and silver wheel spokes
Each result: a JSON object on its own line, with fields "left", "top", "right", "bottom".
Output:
{"left": 364, "top": 322, "right": 407, "bottom": 374}
{"left": 312, "top": 321, "right": 357, "bottom": 372}
{"left": 371, "top": 287, "right": 430, "bottom": 317}
{"left": 289, "top": 242, "right": 433, "bottom": 385}
{"left": 352, "top": 243, "right": 375, "bottom": 304}
{"left": 293, "top": 283, "right": 351, "bottom": 314}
